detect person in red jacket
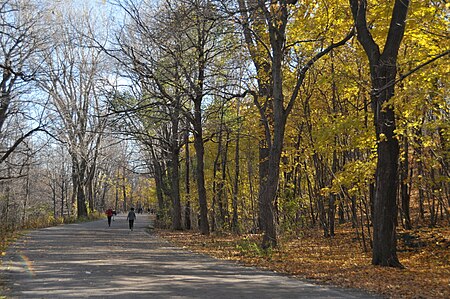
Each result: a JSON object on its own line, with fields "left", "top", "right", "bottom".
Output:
{"left": 105, "top": 208, "right": 113, "bottom": 227}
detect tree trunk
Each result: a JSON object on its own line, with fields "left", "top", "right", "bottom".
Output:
{"left": 74, "top": 157, "right": 88, "bottom": 218}
{"left": 150, "top": 147, "right": 166, "bottom": 222}
{"left": 232, "top": 101, "right": 241, "bottom": 234}
{"left": 193, "top": 98, "right": 209, "bottom": 235}
{"left": 258, "top": 146, "right": 269, "bottom": 231}
{"left": 260, "top": 3, "right": 290, "bottom": 248}
{"left": 184, "top": 128, "right": 191, "bottom": 230}
{"left": 170, "top": 114, "right": 182, "bottom": 230}
{"left": 370, "top": 64, "right": 402, "bottom": 267}
{"left": 350, "top": 0, "right": 409, "bottom": 268}
{"left": 211, "top": 119, "right": 222, "bottom": 231}
{"left": 61, "top": 178, "right": 65, "bottom": 217}
{"left": 23, "top": 172, "right": 30, "bottom": 226}
{"left": 247, "top": 149, "right": 257, "bottom": 231}
{"left": 260, "top": 115, "right": 285, "bottom": 248}
{"left": 218, "top": 129, "right": 230, "bottom": 227}
{"left": 122, "top": 167, "right": 127, "bottom": 212}
{"left": 400, "top": 135, "right": 412, "bottom": 229}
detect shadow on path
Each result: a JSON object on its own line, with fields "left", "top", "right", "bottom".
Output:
{"left": 1, "top": 214, "right": 381, "bottom": 298}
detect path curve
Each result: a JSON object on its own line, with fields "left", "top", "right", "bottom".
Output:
{"left": 1, "top": 214, "right": 381, "bottom": 298}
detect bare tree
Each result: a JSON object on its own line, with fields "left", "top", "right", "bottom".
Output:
{"left": 37, "top": 6, "right": 108, "bottom": 218}
{"left": 0, "top": 0, "right": 47, "bottom": 166}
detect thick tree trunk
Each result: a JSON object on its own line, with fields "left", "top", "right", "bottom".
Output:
{"left": 73, "top": 157, "right": 88, "bottom": 218}
{"left": 153, "top": 160, "right": 166, "bottom": 219}
{"left": 372, "top": 104, "right": 400, "bottom": 266}
{"left": 170, "top": 153, "right": 182, "bottom": 230}
{"left": 371, "top": 62, "right": 401, "bottom": 267}
{"left": 259, "top": 2, "right": 290, "bottom": 248}
{"left": 350, "top": 0, "right": 409, "bottom": 268}
{"left": 260, "top": 136, "right": 285, "bottom": 248}
{"left": 86, "top": 176, "right": 94, "bottom": 213}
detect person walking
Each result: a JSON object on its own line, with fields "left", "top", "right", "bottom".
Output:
{"left": 127, "top": 207, "right": 137, "bottom": 231}
{"left": 105, "top": 208, "right": 113, "bottom": 227}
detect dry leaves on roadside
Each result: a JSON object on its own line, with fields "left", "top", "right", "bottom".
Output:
{"left": 157, "top": 226, "right": 450, "bottom": 299}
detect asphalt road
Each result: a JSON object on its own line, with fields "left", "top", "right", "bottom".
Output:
{"left": 1, "top": 214, "right": 381, "bottom": 298}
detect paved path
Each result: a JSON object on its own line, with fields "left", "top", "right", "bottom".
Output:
{"left": 1, "top": 214, "right": 381, "bottom": 298}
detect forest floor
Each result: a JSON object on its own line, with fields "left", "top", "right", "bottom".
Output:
{"left": 157, "top": 224, "right": 450, "bottom": 299}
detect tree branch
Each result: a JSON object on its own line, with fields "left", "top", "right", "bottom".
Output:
{"left": 286, "top": 28, "right": 355, "bottom": 116}
{"left": 0, "top": 127, "right": 43, "bottom": 163}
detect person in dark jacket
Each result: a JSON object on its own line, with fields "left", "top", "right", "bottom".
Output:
{"left": 127, "top": 207, "right": 137, "bottom": 231}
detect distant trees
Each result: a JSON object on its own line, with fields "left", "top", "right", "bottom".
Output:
{"left": 106, "top": 0, "right": 241, "bottom": 233}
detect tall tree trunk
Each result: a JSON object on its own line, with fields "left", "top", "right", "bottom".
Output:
{"left": 259, "top": 1, "right": 290, "bottom": 248}
{"left": 184, "top": 127, "right": 191, "bottom": 230}
{"left": 114, "top": 176, "right": 119, "bottom": 212}
{"left": 60, "top": 177, "right": 65, "bottom": 217}
{"left": 150, "top": 146, "right": 166, "bottom": 222}
{"left": 350, "top": 0, "right": 409, "bottom": 268}
{"left": 122, "top": 166, "right": 127, "bottom": 212}
{"left": 371, "top": 64, "right": 401, "bottom": 266}
{"left": 219, "top": 129, "right": 230, "bottom": 226}
{"left": 247, "top": 148, "right": 257, "bottom": 231}
{"left": 240, "top": 0, "right": 352, "bottom": 248}
{"left": 74, "top": 157, "right": 88, "bottom": 218}
{"left": 23, "top": 171, "right": 30, "bottom": 226}
{"left": 258, "top": 146, "right": 269, "bottom": 231}
{"left": 211, "top": 119, "right": 222, "bottom": 232}
{"left": 193, "top": 98, "right": 209, "bottom": 235}
{"left": 170, "top": 114, "right": 182, "bottom": 230}
{"left": 232, "top": 101, "right": 241, "bottom": 233}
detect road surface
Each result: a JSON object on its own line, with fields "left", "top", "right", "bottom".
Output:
{"left": 1, "top": 214, "right": 381, "bottom": 298}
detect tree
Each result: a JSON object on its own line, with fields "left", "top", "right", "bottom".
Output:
{"left": 349, "top": 0, "right": 409, "bottom": 267}
{"left": 0, "top": 0, "right": 49, "bottom": 233}
{"left": 236, "top": 0, "right": 353, "bottom": 248}
{"left": 0, "top": 0, "right": 47, "bottom": 166}
{"left": 38, "top": 6, "right": 108, "bottom": 218}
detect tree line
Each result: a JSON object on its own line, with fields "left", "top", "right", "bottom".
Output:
{"left": 0, "top": 0, "right": 448, "bottom": 268}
